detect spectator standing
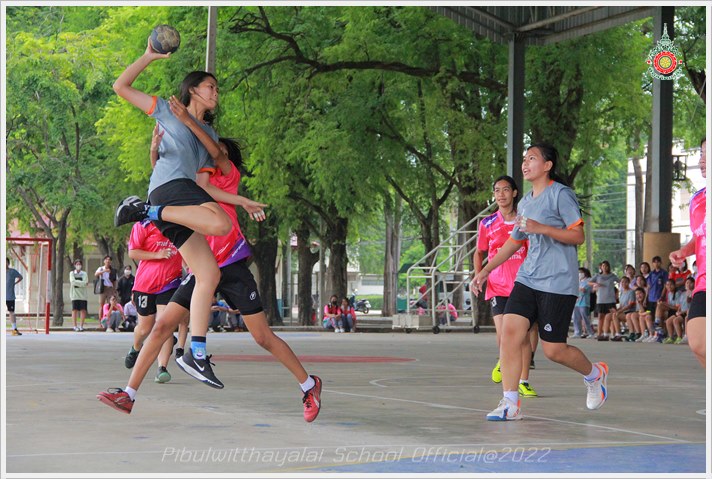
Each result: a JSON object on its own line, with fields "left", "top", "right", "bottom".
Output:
{"left": 117, "top": 265, "right": 136, "bottom": 306}
{"left": 647, "top": 256, "right": 668, "bottom": 313}
{"left": 639, "top": 262, "right": 651, "bottom": 281}
{"left": 624, "top": 264, "right": 636, "bottom": 283}
{"left": 589, "top": 261, "right": 619, "bottom": 340}
{"left": 573, "top": 267, "right": 595, "bottom": 338}
{"left": 69, "top": 259, "right": 89, "bottom": 332}
{"left": 95, "top": 256, "right": 117, "bottom": 319}
{"left": 6, "top": 258, "right": 24, "bottom": 335}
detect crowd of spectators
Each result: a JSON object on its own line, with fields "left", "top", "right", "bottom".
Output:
{"left": 573, "top": 256, "right": 696, "bottom": 345}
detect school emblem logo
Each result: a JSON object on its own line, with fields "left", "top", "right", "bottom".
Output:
{"left": 646, "top": 23, "right": 683, "bottom": 81}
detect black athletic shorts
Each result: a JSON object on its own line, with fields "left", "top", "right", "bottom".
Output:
{"left": 6, "top": 300, "right": 15, "bottom": 312}
{"left": 71, "top": 300, "right": 88, "bottom": 311}
{"left": 490, "top": 296, "right": 509, "bottom": 316}
{"left": 688, "top": 291, "right": 706, "bottom": 320}
{"left": 596, "top": 303, "right": 616, "bottom": 315}
{"left": 133, "top": 288, "right": 178, "bottom": 317}
{"left": 503, "top": 282, "right": 577, "bottom": 343}
{"left": 148, "top": 178, "right": 216, "bottom": 249}
{"left": 170, "top": 260, "right": 263, "bottom": 316}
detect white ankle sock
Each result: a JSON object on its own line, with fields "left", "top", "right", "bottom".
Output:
{"left": 503, "top": 391, "right": 519, "bottom": 403}
{"left": 125, "top": 386, "right": 137, "bottom": 400}
{"left": 583, "top": 364, "right": 600, "bottom": 382}
{"left": 300, "top": 376, "right": 315, "bottom": 393}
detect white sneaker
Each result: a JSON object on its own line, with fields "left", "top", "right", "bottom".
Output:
{"left": 73, "top": 326, "right": 79, "bottom": 332}
{"left": 486, "top": 397, "right": 522, "bottom": 421}
{"left": 585, "top": 362, "right": 609, "bottom": 410}
{"left": 635, "top": 332, "right": 648, "bottom": 342}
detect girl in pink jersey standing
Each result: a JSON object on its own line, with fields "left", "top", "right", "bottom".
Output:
{"left": 123, "top": 219, "right": 185, "bottom": 383}
{"left": 474, "top": 175, "right": 537, "bottom": 397}
{"left": 670, "top": 137, "right": 706, "bottom": 367}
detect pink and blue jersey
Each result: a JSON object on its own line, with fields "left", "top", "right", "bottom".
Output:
{"left": 207, "top": 162, "right": 252, "bottom": 267}
{"left": 477, "top": 211, "right": 528, "bottom": 300}
{"left": 690, "top": 187, "right": 706, "bottom": 294}
{"left": 129, "top": 220, "right": 183, "bottom": 294}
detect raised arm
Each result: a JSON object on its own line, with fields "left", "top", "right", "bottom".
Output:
{"left": 113, "top": 38, "right": 171, "bottom": 112}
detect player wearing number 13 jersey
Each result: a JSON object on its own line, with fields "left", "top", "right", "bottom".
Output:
{"left": 124, "top": 219, "right": 184, "bottom": 383}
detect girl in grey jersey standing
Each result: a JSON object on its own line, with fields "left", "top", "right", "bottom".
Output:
{"left": 472, "top": 143, "right": 608, "bottom": 421}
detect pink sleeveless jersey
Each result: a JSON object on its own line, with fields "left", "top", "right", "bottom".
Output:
{"left": 477, "top": 211, "right": 528, "bottom": 300}
{"left": 206, "top": 162, "right": 251, "bottom": 267}
{"left": 130, "top": 220, "right": 183, "bottom": 294}
{"left": 690, "top": 187, "right": 706, "bottom": 294}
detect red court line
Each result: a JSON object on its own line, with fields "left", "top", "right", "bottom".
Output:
{"left": 212, "top": 354, "right": 415, "bottom": 363}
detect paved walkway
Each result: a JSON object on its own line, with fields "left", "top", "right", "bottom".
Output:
{"left": 5, "top": 331, "right": 707, "bottom": 473}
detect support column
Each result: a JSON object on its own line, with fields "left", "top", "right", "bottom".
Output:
{"left": 649, "top": 6, "right": 674, "bottom": 232}
{"left": 507, "top": 34, "right": 525, "bottom": 189}
{"left": 205, "top": 6, "right": 218, "bottom": 74}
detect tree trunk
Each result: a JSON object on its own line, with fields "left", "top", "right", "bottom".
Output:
{"left": 382, "top": 191, "right": 402, "bottom": 317}
{"left": 296, "top": 224, "right": 319, "bottom": 326}
{"left": 281, "top": 239, "right": 291, "bottom": 321}
{"left": 325, "top": 216, "right": 349, "bottom": 300}
{"left": 251, "top": 217, "right": 283, "bottom": 326}
{"left": 51, "top": 214, "right": 69, "bottom": 326}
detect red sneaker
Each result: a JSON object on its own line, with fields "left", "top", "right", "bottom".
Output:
{"left": 97, "top": 388, "right": 134, "bottom": 414}
{"left": 302, "top": 375, "right": 322, "bottom": 423}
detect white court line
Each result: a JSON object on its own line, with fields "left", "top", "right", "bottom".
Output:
{"left": 325, "top": 389, "right": 691, "bottom": 443}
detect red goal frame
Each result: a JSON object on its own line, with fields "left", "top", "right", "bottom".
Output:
{"left": 6, "top": 237, "right": 52, "bottom": 335}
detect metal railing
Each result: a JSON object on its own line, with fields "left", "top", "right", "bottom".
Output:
{"left": 403, "top": 203, "right": 496, "bottom": 333}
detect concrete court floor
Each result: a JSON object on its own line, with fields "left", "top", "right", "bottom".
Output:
{"left": 4, "top": 330, "right": 708, "bottom": 475}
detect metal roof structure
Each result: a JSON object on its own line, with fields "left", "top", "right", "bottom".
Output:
{"left": 429, "top": 5, "right": 655, "bottom": 45}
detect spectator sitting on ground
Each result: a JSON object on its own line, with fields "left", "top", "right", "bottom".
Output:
{"left": 209, "top": 294, "right": 230, "bottom": 332}
{"left": 339, "top": 297, "right": 357, "bottom": 332}
{"left": 669, "top": 260, "right": 692, "bottom": 292}
{"left": 323, "top": 295, "right": 340, "bottom": 331}
{"left": 634, "top": 274, "right": 649, "bottom": 298}
{"left": 656, "top": 279, "right": 680, "bottom": 342}
{"left": 224, "top": 305, "right": 244, "bottom": 332}
{"left": 611, "top": 276, "right": 635, "bottom": 341}
{"left": 102, "top": 295, "right": 125, "bottom": 332}
{"left": 436, "top": 299, "right": 458, "bottom": 326}
{"left": 632, "top": 287, "right": 653, "bottom": 342}
{"left": 666, "top": 277, "right": 694, "bottom": 344}
{"left": 122, "top": 297, "right": 138, "bottom": 332}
